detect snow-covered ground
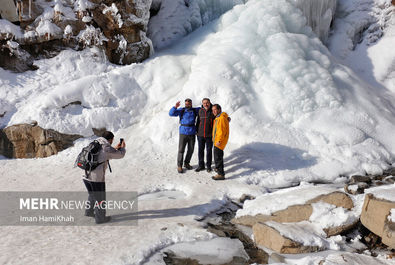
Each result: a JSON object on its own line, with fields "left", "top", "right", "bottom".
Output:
{"left": 1, "top": 0, "right": 395, "bottom": 264}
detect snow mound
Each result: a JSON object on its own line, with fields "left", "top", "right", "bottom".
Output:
{"left": 147, "top": 0, "right": 245, "bottom": 50}
{"left": 365, "top": 183, "right": 395, "bottom": 202}
{"left": 1, "top": 0, "right": 395, "bottom": 185}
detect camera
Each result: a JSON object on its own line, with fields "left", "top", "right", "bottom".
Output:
{"left": 120, "top": 138, "right": 124, "bottom": 144}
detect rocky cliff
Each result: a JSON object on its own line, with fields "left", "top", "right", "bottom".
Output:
{"left": 0, "top": 0, "right": 152, "bottom": 72}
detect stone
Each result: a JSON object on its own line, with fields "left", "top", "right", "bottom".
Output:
{"left": 252, "top": 222, "right": 323, "bottom": 254}
{"left": 307, "top": 191, "right": 354, "bottom": 210}
{"left": 239, "top": 194, "right": 256, "bottom": 204}
{"left": 350, "top": 175, "right": 372, "bottom": 184}
{"left": 1, "top": 123, "right": 81, "bottom": 158}
{"left": 360, "top": 194, "right": 395, "bottom": 249}
{"left": 0, "top": 0, "right": 152, "bottom": 71}
{"left": 233, "top": 192, "right": 353, "bottom": 227}
{"left": 382, "top": 222, "right": 395, "bottom": 248}
{"left": 324, "top": 219, "right": 359, "bottom": 237}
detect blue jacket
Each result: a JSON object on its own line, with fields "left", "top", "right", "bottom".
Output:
{"left": 169, "top": 107, "right": 200, "bottom": 135}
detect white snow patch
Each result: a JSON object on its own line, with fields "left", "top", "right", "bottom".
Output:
{"left": 148, "top": 237, "right": 249, "bottom": 264}
{"left": 389, "top": 209, "right": 395, "bottom": 223}
{"left": 264, "top": 221, "right": 341, "bottom": 250}
{"left": 309, "top": 202, "right": 359, "bottom": 229}
{"left": 365, "top": 183, "right": 395, "bottom": 202}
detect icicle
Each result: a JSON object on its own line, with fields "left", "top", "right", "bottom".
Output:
{"left": 292, "top": 0, "right": 337, "bottom": 44}
{"left": 29, "top": 0, "right": 32, "bottom": 18}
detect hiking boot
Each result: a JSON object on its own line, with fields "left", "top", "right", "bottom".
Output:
{"left": 85, "top": 212, "right": 95, "bottom": 217}
{"left": 212, "top": 174, "right": 225, "bottom": 181}
{"left": 184, "top": 163, "right": 193, "bottom": 170}
{"left": 96, "top": 216, "right": 111, "bottom": 224}
{"left": 195, "top": 166, "right": 205, "bottom": 172}
{"left": 178, "top": 167, "right": 184, "bottom": 173}
{"left": 206, "top": 167, "right": 212, "bottom": 173}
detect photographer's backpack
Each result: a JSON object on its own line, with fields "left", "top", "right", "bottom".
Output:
{"left": 75, "top": 140, "right": 103, "bottom": 177}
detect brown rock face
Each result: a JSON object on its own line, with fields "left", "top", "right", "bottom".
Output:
{"left": 252, "top": 222, "right": 322, "bottom": 254}
{"left": 1, "top": 123, "right": 81, "bottom": 158}
{"left": 0, "top": 0, "right": 152, "bottom": 72}
{"left": 232, "top": 192, "right": 354, "bottom": 227}
{"left": 360, "top": 194, "right": 395, "bottom": 249}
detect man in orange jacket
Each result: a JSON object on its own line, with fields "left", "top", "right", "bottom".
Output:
{"left": 211, "top": 104, "right": 229, "bottom": 180}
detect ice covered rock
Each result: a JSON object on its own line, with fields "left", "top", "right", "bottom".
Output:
{"left": 252, "top": 221, "right": 325, "bottom": 254}
{"left": 233, "top": 191, "right": 354, "bottom": 226}
{"left": 0, "top": 123, "right": 81, "bottom": 158}
{"left": 360, "top": 191, "right": 395, "bottom": 249}
{"left": 0, "top": 0, "right": 152, "bottom": 69}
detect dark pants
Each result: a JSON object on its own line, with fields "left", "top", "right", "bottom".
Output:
{"left": 197, "top": 136, "right": 213, "bottom": 168}
{"left": 214, "top": 146, "right": 225, "bottom": 176}
{"left": 178, "top": 134, "right": 195, "bottom": 167}
{"left": 83, "top": 179, "right": 106, "bottom": 224}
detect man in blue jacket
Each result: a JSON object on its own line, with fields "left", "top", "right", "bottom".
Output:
{"left": 169, "top": 98, "right": 200, "bottom": 173}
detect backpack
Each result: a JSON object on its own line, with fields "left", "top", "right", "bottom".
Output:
{"left": 75, "top": 140, "right": 103, "bottom": 177}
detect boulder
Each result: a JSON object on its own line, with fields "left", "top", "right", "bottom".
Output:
{"left": 233, "top": 192, "right": 353, "bottom": 227}
{"left": 361, "top": 194, "right": 395, "bottom": 248}
{"left": 252, "top": 222, "right": 323, "bottom": 254}
{"left": 350, "top": 175, "right": 372, "bottom": 184}
{"left": 307, "top": 191, "right": 354, "bottom": 210}
{"left": 0, "top": 0, "right": 152, "bottom": 72}
{"left": 1, "top": 123, "right": 81, "bottom": 158}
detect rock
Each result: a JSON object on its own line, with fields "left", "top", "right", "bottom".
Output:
{"left": 0, "top": 40, "right": 37, "bottom": 72}
{"left": 383, "top": 167, "right": 395, "bottom": 176}
{"left": 324, "top": 219, "right": 359, "bottom": 237}
{"left": 252, "top": 222, "right": 323, "bottom": 254}
{"left": 307, "top": 191, "right": 354, "bottom": 210}
{"left": 0, "top": 123, "right": 82, "bottom": 158}
{"left": 239, "top": 194, "right": 256, "bottom": 204}
{"left": 233, "top": 192, "right": 353, "bottom": 227}
{"left": 92, "top": 127, "right": 107, "bottom": 137}
{"left": 360, "top": 194, "right": 395, "bottom": 249}
{"left": 232, "top": 204, "right": 313, "bottom": 227}
{"left": 382, "top": 222, "right": 395, "bottom": 249}
{"left": 350, "top": 175, "right": 372, "bottom": 184}
{"left": 0, "top": 0, "right": 152, "bottom": 71}
{"left": 344, "top": 182, "right": 369, "bottom": 195}
{"left": 207, "top": 222, "right": 269, "bottom": 264}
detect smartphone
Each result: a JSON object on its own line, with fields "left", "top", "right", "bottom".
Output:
{"left": 120, "top": 138, "right": 124, "bottom": 144}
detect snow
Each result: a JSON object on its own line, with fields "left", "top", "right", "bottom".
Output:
{"left": 147, "top": 237, "right": 249, "bottom": 264}
{"left": 1, "top": 0, "right": 395, "bottom": 264}
{"left": 309, "top": 202, "right": 359, "bottom": 228}
{"left": 0, "top": 19, "right": 23, "bottom": 39}
{"left": 36, "top": 19, "right": 62, "bottom": 38}
{"left": 328, "top": 0, "right": 395, "bottom": 92}
{"left": 292, "top": 0, "right": 337, "bottom": 43}
{"left": 264, "top": 220, "right": 341, "bottom": 250}
{"left": 389, "top": 209, "right": 395, "bottom": 222}
{"left": 147, "top": 0, "right": 245, "bottom": 50}
{"left": 102, "top": 3, "right": 123, "bottom": 28}
{"left": 365, "top": 184, "right": 395, "bottom": 201}
{"left": 236, "top": 184, "right": 339, "bottom": 217}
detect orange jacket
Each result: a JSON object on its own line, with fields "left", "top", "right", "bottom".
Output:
{"left": 212, "top": 112, "right": 229, "bottom": 150}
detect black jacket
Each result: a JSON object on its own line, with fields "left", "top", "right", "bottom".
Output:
{"left": 196, "top": 107, "right": 215, "bottom": 138}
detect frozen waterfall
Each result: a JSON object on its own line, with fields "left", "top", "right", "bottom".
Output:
{"left": 292, "top": 0, "right": 337, "bottom": 44}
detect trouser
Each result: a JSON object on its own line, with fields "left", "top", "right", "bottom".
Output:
{"left": 177, "top": 134, "right": 195, "bottom": 167}
{"left": 197, "top": 136, "right": 213, "bottom": 168}
{"left": 83, "top": 179, "right": 106, "bottom": 224}
{"left": 214, "top": 146, "right": 225, "bottom": 176}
